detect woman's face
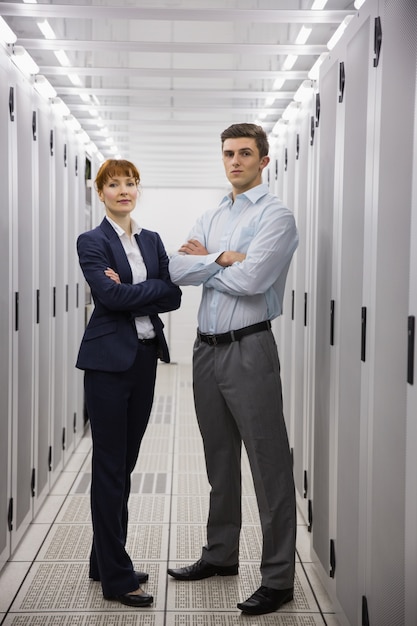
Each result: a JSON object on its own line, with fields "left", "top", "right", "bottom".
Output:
{"left": 98, "top": 174, "right": 138, "bottom": 220}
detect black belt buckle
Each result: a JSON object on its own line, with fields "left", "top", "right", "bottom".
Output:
{"left": 205, "top": 334, "right": 218, "bottom": 346}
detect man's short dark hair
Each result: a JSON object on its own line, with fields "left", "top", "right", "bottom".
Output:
{"left": 221, "top": 123, "right": 269, "bottom": 158}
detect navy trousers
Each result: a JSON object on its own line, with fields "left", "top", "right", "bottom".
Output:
{"left": 84, "top": 341, "right": 157, "bottom": 597}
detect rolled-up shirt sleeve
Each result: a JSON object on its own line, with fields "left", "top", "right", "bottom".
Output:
{"left": 169, "top": 251, "right": 221, "bottom": 286}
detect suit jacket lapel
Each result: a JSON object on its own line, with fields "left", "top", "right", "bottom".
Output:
{"left": 100, "top": 218, "right": 132, "bottom": 283}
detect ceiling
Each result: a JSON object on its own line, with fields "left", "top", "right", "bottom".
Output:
{"left": 0, "top": 0, "right": 356, "bottom": 188}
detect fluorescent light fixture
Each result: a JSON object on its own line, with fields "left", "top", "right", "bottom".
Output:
{"left": 311, "top": 0, "right": 328, "bottom": 9}
{"left": 37, "top": 19, "right": 56, "bottom": 39}
{"left": 51, "top": 97, "right": 70, "bottom": 117}
{"left": 258, "top": 111, "right": 268, "bottom": 120}
{"left": 23, "top": 0, "right": 37, "bottom": 3}
{"left": 308, "top": 52, "right": 328, "bottom": 80}
{"left": 91, "top": 118, "right": 105, "bottom": 127}
{"left": 108, "top": 146, "right": 119, "bottom": 154}
{"left": 68, "top": 73, "right": 82, "bottom": 86}
{"left": 34, "top": 75, "right": 57, "bottom": 99}
{"left": 0, "top": 17, "right": 17, "bottom": 44}
{"left": 282, "top": 54, "right": 298, "bottom": 71}
{"left": 295, "top": 26, "right": 312, "bottom": 45}
{"left": 89, "top": 108, "right": 99, "bottom": 118}
{"left": 354, "top": 0, "right": 366, "bottom": 7}
{"left": 54, "top": 49, "right": 71, "bottom": 66}
{"left": 273, "top": 77, "right": 286, "bottom": 90}
{"left": 79, "top": 93, "right": 91, "bottom": 103}
{"left": 12, "top": 46, "right": 39, "bottom": 75}
{"left": 265, "top": 96, "right": 275, "bottom": 107}
{"left": 327, "top": 15, "right": 354, "bottom": 50}
{"left": 294, "top": 79, "right": 314, "bottom": 103}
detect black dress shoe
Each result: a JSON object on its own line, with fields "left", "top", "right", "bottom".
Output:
{"left": 104, "top": 588, "right": 153, "bottom": 608}
{"left": 167, "top": 558, "right": 238, "bottom": 580}
{"left": 237, "top": 585, "right": 294, "bottom": 615}
{"left": 91, "top": 570, "right": 149, "bottom": 584}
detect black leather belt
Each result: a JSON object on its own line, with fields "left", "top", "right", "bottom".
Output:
{"left": 138, "top": 336, "right": 158, "bottom": 345}
{"left": 197, "top": 320, "right": 271, "bottom": 346}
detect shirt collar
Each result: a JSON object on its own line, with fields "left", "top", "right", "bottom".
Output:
{"left": 220, "top": 183, "right": 269, "bottom": 207}
{"left": 105, "top": 215, "right": 141, "bottom": 238}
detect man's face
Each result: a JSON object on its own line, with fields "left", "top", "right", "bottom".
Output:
{"left": 222, "top": 137, "right": 269, "bottom": 194}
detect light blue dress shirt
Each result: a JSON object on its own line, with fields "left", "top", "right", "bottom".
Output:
{"left": 169, "top": 183, "right": 298, "bottom": 334}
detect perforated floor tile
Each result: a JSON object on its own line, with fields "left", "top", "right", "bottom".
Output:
{"left": 165, "top": 564, "right": 318, "bottom": 614}
{"left": 170, "top": 496, "right": 261, "bottom": 526}
{"left": 0, "top": 362, "right": 338, "bottom": 625}
{"left": 8, "top": 562, "right": 166, "bottom": 613}
{"left": 36, "top": 523, "right": 168, "bottom": 562}
{"left": 3, "top": 613, "right": 164, "bottom": 625}
{"left": 165, "top": 615, "right": 326, "bottom": 625}
{"left": 172, "top": 473, "right": 211, "bottom": 496}
{"left": 168, "top": 524, "right": 267, "bottom": 562}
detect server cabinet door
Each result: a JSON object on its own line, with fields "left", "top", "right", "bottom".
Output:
{"left": 0, "top": 57, "right": 13, "bottom": 570}
{"left": 11, "top": 73, "right": 37, "bottom": 552}
{"left": 363, "top": 1, "right": 416, "bottom": 623}
{"left": 291, "top": 103, "right": 314, "bottom": 516}
{"left": 50, "top": 119, "right": 69, "bottom": 482}
{"left": 34, "top": 99, "right": 55, "bottom": 512}
{"left": 65, "top": 140, "right": 84, "bottom": 453}
{"left": 279, "top": 129, "right": 296, "bottom": 439}
{"left": 329, "top": 10, "right": 373, "bottom": 625}
{"left": 311, "top": 52, "right": 339, "bottom": 575}
{"left": 405, "top": 58, "right": 417, "bottom": 625}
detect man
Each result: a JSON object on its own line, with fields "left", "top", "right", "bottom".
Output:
{"left": 168, "top": 123, "right": 298, "bottom": 616}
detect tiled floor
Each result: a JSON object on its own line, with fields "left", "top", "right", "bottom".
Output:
{"left": 0, "top": 363, "right": 340, "bottom": 625}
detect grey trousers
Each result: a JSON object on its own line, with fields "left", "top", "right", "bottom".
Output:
{"left": 192, "top": 328, "right": 296, "bottom": 590}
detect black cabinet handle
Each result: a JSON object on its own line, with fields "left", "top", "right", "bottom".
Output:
{"left": 374, "top": 16, "right": 382, "bottom": 67}
{"left": 330, "top": 300, "right": 335, "bottom": 346}
{"left": 408, "top": 316, "right": 415, "bottom": 385}
{"left": 361, "top": 307, "right": 367, "bottom": 362}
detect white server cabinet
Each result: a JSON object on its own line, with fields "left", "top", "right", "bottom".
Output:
{"left": 290, "top": 101, "right": 314, "bottom": 520}
{"left": 0, "top": 42, "right": 89, "bottom": 571}
{"left": 274, "top": 129, "right": 296, "bottom": 441}
{"left": 310, "top": 46, "right": 338, "bottom": 577}
{"left": 360, "top": 1, "right": 416, "bottom": 624}
{"left": 10, "top": 70, "right": 38, "bottom": 553}
{"left": 35, "top": 97, "right": 56, "bottom": 511}
{"left": 65, "top": 139, "right": 86, "bottom": 453}
{"left": 310, "top": 1, "right": 417, "bottom": 624}
{"left": 50, "top": 117, "right": 69, "bottom": 479}
{"left": 0, "top": 54, "right": 13, "bottom": 569}
{"left": 405, "top": 52, "right": 417, "bottom": 626}
{"left": 320, "top": 8, "right": 373, "bottom": 625}
{"left": 302, "top": 86, "right": 320, "bottom": 536}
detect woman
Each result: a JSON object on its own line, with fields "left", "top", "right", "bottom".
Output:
{"left": 76, "top": 159, "right": 181, "bottom": 607}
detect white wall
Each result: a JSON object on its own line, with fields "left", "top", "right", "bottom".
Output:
{"left": 131, "top": 186, "right": 229, "bottom": 363}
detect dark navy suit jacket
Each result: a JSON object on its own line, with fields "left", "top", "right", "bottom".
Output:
{"left": 76, "top": 218, "right": 181, "bottom": 371}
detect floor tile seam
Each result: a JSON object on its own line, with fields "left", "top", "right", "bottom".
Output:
{"left": 163, "top": 364, "right": 182, "bottom": 625}
{"left": 296, "top": 547, "right": 328, "bottom": 621}
{"left": 1, "top": 431, "right": 93, "bottom": 621}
